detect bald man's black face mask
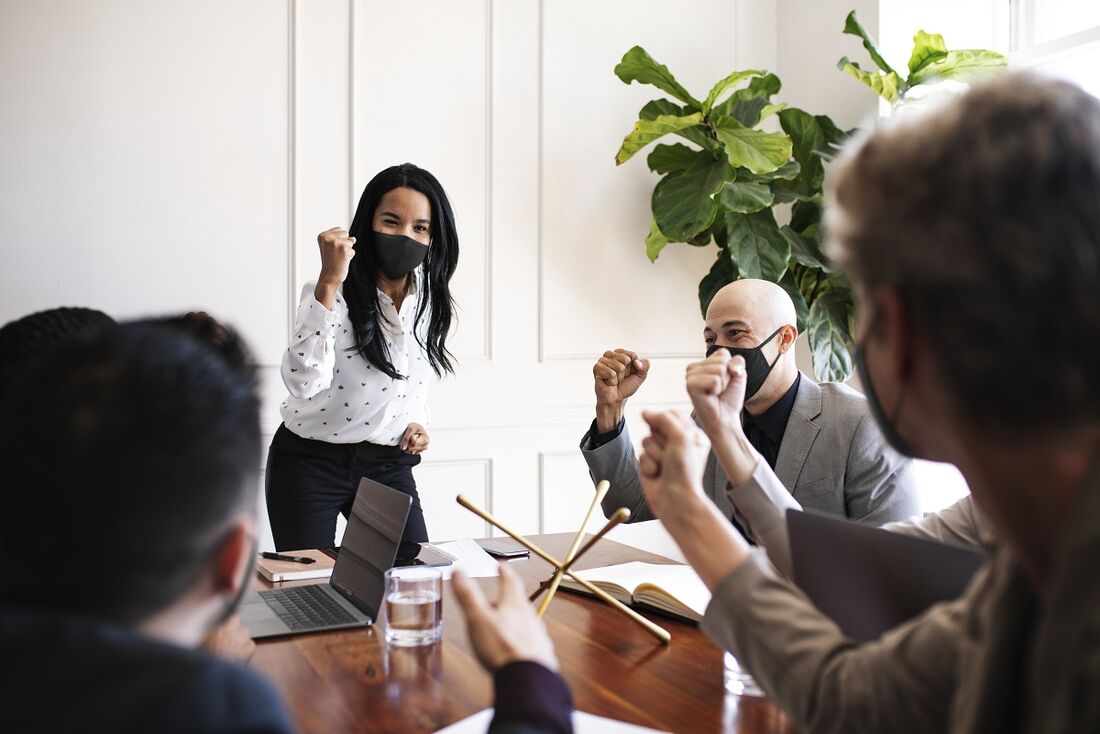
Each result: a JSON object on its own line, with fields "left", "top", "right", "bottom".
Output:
{"left": 706, "top": 326, "right": 784, "bottom": 400}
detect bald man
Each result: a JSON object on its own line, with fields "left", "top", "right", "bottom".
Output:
{"left": 580, "top": 278, "right": 921, "bottom": 533}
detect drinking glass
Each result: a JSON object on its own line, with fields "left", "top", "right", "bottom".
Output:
{"left": 384, "top": 566, "right": 443, "bottom": 646}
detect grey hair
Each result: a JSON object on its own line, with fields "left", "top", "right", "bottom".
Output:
{"left": 825, "top": 71, "right": 1100, "bottom": 433}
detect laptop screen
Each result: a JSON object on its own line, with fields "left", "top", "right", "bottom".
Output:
{"left": 329, "top": 478, "right": 412, "bottom": 619}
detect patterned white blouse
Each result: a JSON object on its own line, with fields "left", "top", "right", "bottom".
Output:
{"left": 279, "top": 276, "right": 432, "bottom": 446}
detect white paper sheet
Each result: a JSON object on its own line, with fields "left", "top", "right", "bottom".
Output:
{"left": 434, "top": 708, "right": 668, "bottom": 733}
{"left": 431, "top": 537, "right": 501, "bottom": 580}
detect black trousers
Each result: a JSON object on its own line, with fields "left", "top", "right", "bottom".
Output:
{"left": 265, "top": 424, "right": 428, "bottom": 560}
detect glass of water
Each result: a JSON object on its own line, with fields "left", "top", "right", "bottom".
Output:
{"left": 724, "top": 652, "right": 763, "bottom": 696}
{"left": 384, "top": 566, "right": 443, "bottom": 646}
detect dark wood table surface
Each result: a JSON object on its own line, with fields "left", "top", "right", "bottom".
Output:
{"left": 251, "top": 534, "right": 798, "bottom": 734}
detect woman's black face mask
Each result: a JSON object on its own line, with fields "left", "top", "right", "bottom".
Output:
{"left": 370, "top": 231, "right": 428, "bottom": 279}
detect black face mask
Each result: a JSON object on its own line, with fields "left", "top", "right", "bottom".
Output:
{"left": 371, "top": 231, "right": 428, "bottom": 279}
{"left": 706, "top": 326, "right": 784, "bottom": 400}
{"left": 854, "top": 341, "right": 916, "bottom": 458}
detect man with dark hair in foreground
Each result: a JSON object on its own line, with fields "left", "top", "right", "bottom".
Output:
{"left": 0, "top": 321, "right": 573, "bottom": 733}
{"left": 0, "top": 323, "right": 292, "bottom": 733}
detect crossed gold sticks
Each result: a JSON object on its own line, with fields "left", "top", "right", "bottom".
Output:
{"left": 455, "top": 482, "right": 671, "bottom": 644}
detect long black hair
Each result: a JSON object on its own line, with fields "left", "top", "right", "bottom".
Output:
{"left": 345, "top": 163, "right": 458, "bottom": 380}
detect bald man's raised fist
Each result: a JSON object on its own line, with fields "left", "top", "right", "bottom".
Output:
{"left": 593, "top": 348, "right": 650, "bottom": 433}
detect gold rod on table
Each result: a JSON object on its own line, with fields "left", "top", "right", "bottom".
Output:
{"left": 531, "top": 507, "right": 630, "bottom": 603}
{"left": 536, "top": 481, "right": 610, "bottom": 617}
{"left": 455, "top": 494, "right": 670, "bottom": 644}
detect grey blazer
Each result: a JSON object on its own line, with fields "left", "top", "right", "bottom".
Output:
{"left": 579, "top": 372, "right": 921, "bottom": 530}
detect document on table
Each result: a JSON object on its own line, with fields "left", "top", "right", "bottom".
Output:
{"left": 431, "top": 537, "right": 501, "bottom": 580}
{"left": 434, "top": 709, "right": 668, "bottom": 733}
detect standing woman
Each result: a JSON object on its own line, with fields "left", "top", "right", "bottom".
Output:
{"left": 267, "top": 163, "right": 458, "bottom": 559}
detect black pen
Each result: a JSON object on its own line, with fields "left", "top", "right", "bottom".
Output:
{"left": 260, "top": 551, "right": 316, "bottom": 565}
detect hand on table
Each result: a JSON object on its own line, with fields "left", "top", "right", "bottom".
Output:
{"left": 202, "top": 614, "right": 256, "bottom": 663}
{"left": 452, "top": 564, "right": 558, "bottom": 673}
{"left": 593, "top": 348, "right": 650, "bottom": 433}
{"left": 400, "top": 423, "right": 429, "bottom": 455}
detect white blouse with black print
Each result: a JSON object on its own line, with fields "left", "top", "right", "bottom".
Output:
{"left": 279, "top": 275, "right": 431, "bottom": 446}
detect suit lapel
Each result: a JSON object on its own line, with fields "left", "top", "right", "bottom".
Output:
{"left": 711, "top": 450, "right": 735, "bottom": 520}
{"left": 773, "top": 373, "right": 822, "bottom": 489}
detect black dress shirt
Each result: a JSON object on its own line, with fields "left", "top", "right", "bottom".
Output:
{"left": 742, "top": 373, "right": 801, "bottom": 469}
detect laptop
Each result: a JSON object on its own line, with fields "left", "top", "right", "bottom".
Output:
{"left": 241, "top": 477, "right": 411, "bottom": 639}
{"left": 787, "top": 508, "right": 985, "bottom": 642}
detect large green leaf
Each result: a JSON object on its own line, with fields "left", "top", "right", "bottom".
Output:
{"left": 616, "top": 112, "right": 704, "bottom": 165}
{"left": 651, "top": 152, "right": 733, "bottom": 240}
{"left": 687, "top": 229, "right": 713, "bottom": 246}
{"left": 647, "top": 143, "right": 700, "bottom": 174}
{"left": 713, "top": 116, "right": 793, "bottom": 175}
{"left": 712, "top": 73, "right": 782, "bottom": 127}
{"left": 639, "top": 98, "right": 682, "bottom": 120}
{"left": 717, "top": 180, "right": 774, "bottom": 213}
{"left": 699, "top": 248, "right": 737, "bottom": 318}
{"left": 907, "top": 30, "right": 948, "bottom": 76}
{"left": 842, "top": 10, "right": 899, "bottom": 76}
{"left": 808, "top": 283, "right": 855, "bottom": 382}
{"left": 725, "top": 209, "right": 790, "bottom": 281}
{"left": 702, "top": 69, "right": 763, "bottom": 115}
{"left": 615, "top": 46, "right": 702, "bottom": 109}
{"left": 790, "top": 198, "right": 822, "bottom": 232}
{"left": 645, "top": 219, "right": 669, "bottom": 263}
{"left": 641, "top": 99, "right": 714, "bottom": 149}
{"left": 781, "top": 225, "right": 829, "bottom": 271}
{"left": 815, "top": 114, "right": 853, "bottom": 160}
{"left": 838, "top": 58, "right": 903, "bottom": 104}
{"left": 778, "top": 108, "right": 826, "bottom": 191}
{"left": 908, "top": 49, "right": 1007, "bottom": 86}
{"left": 758, "top": 102, "right": 787, "bottom": 121}
{"left": 759, "top": 160, "right": 801, "bottom": 180}
{"left": 779, "top": 270, "right": 810, "bottom": 333}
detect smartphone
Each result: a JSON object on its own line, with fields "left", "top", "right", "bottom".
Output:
{"left": 477, "top": 539, "right": 530, "bottom": 559}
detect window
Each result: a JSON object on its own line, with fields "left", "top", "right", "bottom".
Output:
{"left": 1011, "top": 0, "right": 1100, "bottom": 97}
{"left": 1011, "top": 0, "right": 1100, "bottom": 48}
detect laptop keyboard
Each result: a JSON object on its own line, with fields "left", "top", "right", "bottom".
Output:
{"left": 259, "top": 584, "right": 360, "bottom": 631}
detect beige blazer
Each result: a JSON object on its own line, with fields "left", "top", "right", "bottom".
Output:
{"left": 701, "top": 465, "right": 1100, "bottom": 733}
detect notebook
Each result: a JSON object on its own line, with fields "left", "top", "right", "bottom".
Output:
{"left": 559, "top": 561, "right": 710, "bottom": 623}
{"left": 255, "top": 549, "right": 335, "bottom": 582}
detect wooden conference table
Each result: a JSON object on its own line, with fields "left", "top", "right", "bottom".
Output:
{"left": 251, "top": 534, "right": 798, "bottom": 734}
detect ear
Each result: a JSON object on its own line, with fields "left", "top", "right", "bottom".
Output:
{"left": 869, "top": 287, "right": 914, "bottom": 382}
{"left": 778, "top": 324, "right": 798, "bottom": 353}
{"left": 213, "top": 518, "right": 254, "bottom": 596}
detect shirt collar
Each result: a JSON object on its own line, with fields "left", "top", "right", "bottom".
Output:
{"left": 744, "top": 372, "right": 801, "bottom": 444}
{"left": 376, "top": 269, "right": 420, "bottom": 303}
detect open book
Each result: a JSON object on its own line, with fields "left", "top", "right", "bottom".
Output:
{"left": 560, "top": 561, "right": 711, "bottom": 623}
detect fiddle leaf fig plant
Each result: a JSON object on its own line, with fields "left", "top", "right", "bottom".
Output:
{"left": 615, "top": 14, "right": 1006, "bottom": 383}
{"left": 837, "top": 10, "right": 1006, "bottom": 105}
{"left": 614, "top": 45, "right": 857, "bottom": 382}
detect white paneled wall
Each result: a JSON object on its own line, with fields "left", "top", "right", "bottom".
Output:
{"left": 2, "top": 0, "right": 975, "bottom": 553}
